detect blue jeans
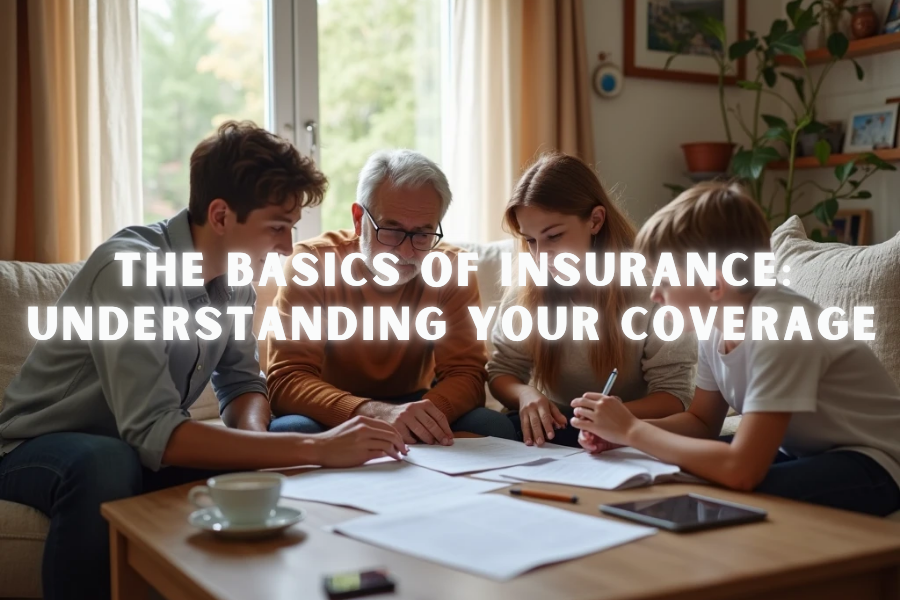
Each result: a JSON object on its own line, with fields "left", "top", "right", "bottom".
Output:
{"left": 271, "top": 407, "right": 517, "bottom": 440}
{"left": 0, "top": 432, "right": 226, "bottom": 600}
{"left": 718, "top": 435, "right": 900, "bottom": 516}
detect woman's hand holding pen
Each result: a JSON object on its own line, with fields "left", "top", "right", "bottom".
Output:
{"left": 572, "top": 367, "right": 628, "bottom": 452}
{"left": 570, "top": 392, "right": 637, "bottom": 448}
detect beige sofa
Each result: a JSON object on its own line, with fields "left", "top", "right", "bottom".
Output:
{"left": 1, "top": 224, "right": 899, "bottom": 598}
{"left": 0, "top": 241, "right": 513, "bottom": 598}
{"left": 0, "top": 260, "right": 251, "bottom": 598}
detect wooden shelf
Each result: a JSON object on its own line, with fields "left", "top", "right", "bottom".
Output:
{"left": 775, "top": 32, "right": 900, "bottom": 66}
{"left": 769, "top": 147, "right": 900, "bottom": 169}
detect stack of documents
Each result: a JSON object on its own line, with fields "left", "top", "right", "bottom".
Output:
{"left": 332, "top": 495, "right": 656, "bottom": 580}
{"left": 280, "top": 460, "right": 508, "bottom": 513}
{"left": 281, "top": 440, "right": 677, "bottom": 579}
{"left": 403, "top": 436, "right": 582, "bottom": 474}
{"left": 474, "top": 447, "right": 701, "bottom": 490}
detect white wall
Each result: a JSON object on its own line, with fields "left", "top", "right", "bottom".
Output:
{"left": 583, "top": 0, "right": 784, "bottom": 226}
{"left": 790, "top": 0, "right": 900, "bottom": 243}
{"left": 584, "top": 0, "right": 899, "bottom": 243}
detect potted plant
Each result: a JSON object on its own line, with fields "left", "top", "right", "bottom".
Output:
{"left": 665, "top": 0, "right": 896, "bottom": 239}
{"left": 660, "top": 12, "right": 737, "bottom": 175}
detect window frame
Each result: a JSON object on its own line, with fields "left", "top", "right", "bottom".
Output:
{"left": 270, "top": 0, "right": 322, "bottom": 243}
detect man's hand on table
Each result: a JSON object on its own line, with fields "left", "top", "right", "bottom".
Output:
{"left": 309, "top": 416, "right": 408, "bottom": 467}
{"left": 354, "top": 399, "right": 454, "bottom": 446}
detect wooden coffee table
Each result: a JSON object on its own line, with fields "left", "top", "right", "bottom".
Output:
{"left": 101, "top": 466, "right": 900, "bottom": 600}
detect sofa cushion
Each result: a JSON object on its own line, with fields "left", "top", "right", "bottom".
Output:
{"left": 771, "top": 216, "right": 900, "bottom": 387}
{"left": 0, "top": 261, "right": 85, "bottom": 404}
{"left": 0, "top": 260, "right": 221, "bottom": 421}
{"left": 0, "top": 500, "right": 47, "bottom": 598}
{"left": 451, "top": 238, "right": 517, "bottom": 309}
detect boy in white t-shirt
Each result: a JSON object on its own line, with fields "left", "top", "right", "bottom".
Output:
{"left": 570, "top": 182, "right": 900, "bottom": 516}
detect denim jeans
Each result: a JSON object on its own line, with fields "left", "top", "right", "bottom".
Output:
{"left": 718, "top": 435, "right": 900, "bottom": 516}
{"left": 0, "top": 432, "right": 226, "bottom": 600}
{"left": 271, "top": 391, "right": 516, "bottom": 440}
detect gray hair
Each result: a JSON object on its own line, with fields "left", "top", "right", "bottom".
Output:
{"left": 356, "top": 149, "right": 452, "bottom": 218}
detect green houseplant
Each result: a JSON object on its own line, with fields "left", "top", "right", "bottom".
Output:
{"left": 665, "top": 0, "right": 896, "bottom": 240}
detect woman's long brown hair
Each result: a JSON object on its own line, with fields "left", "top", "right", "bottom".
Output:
{"left": 502, "top": 153, "right": 637, "bottom": 392}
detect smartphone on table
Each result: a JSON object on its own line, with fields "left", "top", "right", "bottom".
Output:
{"left": 323, "top": 568, "right": 396, "bottom": 599}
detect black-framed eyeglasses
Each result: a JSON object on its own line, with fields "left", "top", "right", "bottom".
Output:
{"left": 361, "top": 206, "right": 443, "bottom": 251}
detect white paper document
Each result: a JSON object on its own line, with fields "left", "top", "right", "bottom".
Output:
{"left": 281, "top": 460, "right": 508, "bottom": 513}
{"left": 477, "top": 448, "right": 700, "bottom": 490}
{"left": 333, "top": 495, "right": 656, "bottom": 580}
{"left": 403, "top": 436, "right": 582, "bottom": 474}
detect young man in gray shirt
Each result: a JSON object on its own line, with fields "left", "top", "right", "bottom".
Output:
{"left": 0, "top": 122, "right": 405, "bottom": 600}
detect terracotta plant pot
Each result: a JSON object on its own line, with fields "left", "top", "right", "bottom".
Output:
{"left": 681, "top": 142, "right": 736, "bottom": 174}
{"left": 851, "top": 2, "right": 879, "bottom": 39}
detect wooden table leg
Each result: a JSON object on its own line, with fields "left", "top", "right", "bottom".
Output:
{"left": 882, "top": 565, "right": 900, "bottom": 599}
{"left": 109, "top": 524, "right": 149, "bottom": 600}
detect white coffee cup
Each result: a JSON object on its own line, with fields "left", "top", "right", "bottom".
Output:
{"left": 189, "top": 472, "right": 285, "bottom": 525}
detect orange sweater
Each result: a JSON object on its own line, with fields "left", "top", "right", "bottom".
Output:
{"left": 266, "top": 230, "right": 487, "bottom": 427}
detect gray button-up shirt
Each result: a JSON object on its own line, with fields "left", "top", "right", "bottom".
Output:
{"left": 0, "top": 210, "right": 267, "bottom": 470}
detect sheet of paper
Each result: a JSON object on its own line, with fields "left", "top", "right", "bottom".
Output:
{"left": 479, "top": 448, "right": 682, "bottom": 490}
{"left": 281, "top": 460, "right": 509, "bottom": 513}
{"left": 469, "top": 458, "right": 558, "bottom": 482}
{"left": 403, "top": 436, "right": 582, "bottom": 474}
{"left": 333, "top": 494, "right": 655, "bottom": 580}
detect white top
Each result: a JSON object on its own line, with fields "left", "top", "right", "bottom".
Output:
{"left": 696, "top": 285, "right": 900, "bottom": 488}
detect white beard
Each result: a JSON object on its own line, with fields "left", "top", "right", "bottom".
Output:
{"left": 360, "top": 232, "right": 422, "bottom": 286}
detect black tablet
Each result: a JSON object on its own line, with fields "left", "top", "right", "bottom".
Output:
{"left": 600, "top": 494, "right": 767, "bottom": 532}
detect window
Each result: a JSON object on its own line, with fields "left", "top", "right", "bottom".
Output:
{"left": 316, "top": 0, "right": 447, "bottom": 232}
{"left": 138, "top": 0, "right": 449, "bottom": 236}
{"left": 139, "top": 0, "right": 270, "bottom": 223}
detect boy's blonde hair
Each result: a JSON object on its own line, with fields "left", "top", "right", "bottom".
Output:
{"left": 635, "top": 182, "right": 771, "bottom": 287}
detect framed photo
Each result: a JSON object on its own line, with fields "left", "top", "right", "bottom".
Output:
{"left": 885, "top": 0, "right": 900, "bottom": 34}
{"left": 843, "top": 104, "right": 900, "bottom": 153}
{"left": 889, "top": 97, "right": 900, "bottom": 147}
{"left": 828, "top": 209, "right": 872, "bottom": 246}
{"left": 624, "top": 0, "right": 747, "bottom": 85}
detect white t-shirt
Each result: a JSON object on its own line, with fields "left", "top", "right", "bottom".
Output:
{"left": 696, "top": 285, "right": 900, "bottom": 489}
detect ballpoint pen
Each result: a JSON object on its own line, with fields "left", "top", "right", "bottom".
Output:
{"left": 509, "top": 488, "right": 579, "bottom": 504}
{"left": 601, "top": 367, "right": 618, "bottom": 395}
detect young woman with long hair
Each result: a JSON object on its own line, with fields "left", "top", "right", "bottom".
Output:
{"left": 487, "top": 153, "right": 696, "bottom": 447}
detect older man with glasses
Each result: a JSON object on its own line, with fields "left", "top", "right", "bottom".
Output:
{"left": 265, "top": 150, "right": 516, "bottom": 443}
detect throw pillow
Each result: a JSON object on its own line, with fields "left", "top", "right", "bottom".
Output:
{"left": 770, "top": 216, "right": 900, "bottom": 387}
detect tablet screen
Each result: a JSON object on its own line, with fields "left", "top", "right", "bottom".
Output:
{"left": 600, "top": 494, "right": 767, "bottom": 531}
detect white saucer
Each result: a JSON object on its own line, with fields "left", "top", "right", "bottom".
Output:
{"left": 188, "top": 506, "right": 305, "bottom": 540}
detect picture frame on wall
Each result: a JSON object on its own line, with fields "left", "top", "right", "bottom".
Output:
{"left": 885, "top": 0, "right": 900, "bottom": 34}
{"left": 888, "top": 97, "right": 900, "bottom": 145}
{"left": 843, "top": 104, "right": 900, "bottom": 153}
{"left": 828, "top": 209, "right": 872, "bottom": 246}
{"left": 623, "top": 0, "right": 747, "bottom": 85}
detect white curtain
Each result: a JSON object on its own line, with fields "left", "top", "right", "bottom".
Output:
{"left": 443, "top": 0, "right": 595, "bottom": 244}
{"left": 0, "top": 0, "right": 142, "bottom": 263}
{"left": 443, "top": 0, "right": 522, "bottom": 243}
